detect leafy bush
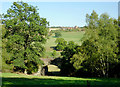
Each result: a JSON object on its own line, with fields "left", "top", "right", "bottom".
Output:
{"left": 55, "top": 32, "right": 62, "bottom": 37}
{"left": 55, "top": 38, "right": 67, "bottom": 51}
{"left": 51, "top": 50, "right": 57, "bottom": 58}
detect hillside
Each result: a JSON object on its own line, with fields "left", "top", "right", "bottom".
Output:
{"left": 43, "top": 31, "right": 85, "bottom": 58}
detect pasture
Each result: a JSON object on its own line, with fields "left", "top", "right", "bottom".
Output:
{"left": 1, "top": 73, "right": 120, "bottom": 87}
{"left": 43, "top": 31, "right": 85, "bottom": 58}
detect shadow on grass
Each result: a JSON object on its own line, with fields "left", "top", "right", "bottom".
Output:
{"left": 52, "top": 36, "right": 57, "bottom": 38}
{"left": 50, "top": 46, "right": 56, "bottom": 50}
{"left": 2, "top": 77, "right": 87, "bottom": 87}
{"left": 47, "top": 71, "right": 61, "bottom": 76}
{"left": 2, "top": 77, "right": 120, "bottom": 87}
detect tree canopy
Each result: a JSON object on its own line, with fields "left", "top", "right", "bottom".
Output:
{"left": 55, "top": 32, "right": 62, "bottom": 38}
{"left": 2, "top": 1, "right": 49, "bottom": 74}
{"left": 55, "top": 38, "right": 67, "bottom": 51}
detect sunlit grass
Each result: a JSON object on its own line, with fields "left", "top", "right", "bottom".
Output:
{"left": 43, "top": 31, "right": 85, "bottom": 58}
{"left": 61, "top": 31, "right": 85, "bottom": 45}
{"left": 48, "top": 65, "right": 60, "bottom": 72}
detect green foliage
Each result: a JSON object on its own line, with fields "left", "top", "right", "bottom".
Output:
{"left": 70, "top": 52, "right": 84, "bottom": 70}
{"left": 61, "top": 41, "right": 79, "bottom": 76}
{"left": 82, "top": 11, "right": 119, "bottom": 77}
{"left": 55, "top": 32, "right": 62, "bottom": 37}
{"left": 118, "top": 16, "right": 120, "bottom": 62}
{"left": 26, "top": 61, "right": 38, "bottom": 74}
{"left": 55, "top": 38, "right": 67, "bottom": 51}
{"left": 1, "top": 25, "right": 13, "bottom": 72}
{"left": 61, "top": 10, "right": 119, "bottom": 77}
{"left": 51, "top": 50, "right": 57, "bottom": 58}
{"left": 2, "top": 1, "right": 49, "bottom": 73}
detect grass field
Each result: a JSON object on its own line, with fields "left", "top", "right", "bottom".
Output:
{"left": 61, "top": 31, "right": 85, "bottom": 45}
{"left": 1, "top": 73, "right": 120, "bottom": 87}
{"left": 43, "top": 31, "right": 85, "bottom": 58}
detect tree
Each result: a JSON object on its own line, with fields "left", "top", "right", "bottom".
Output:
{"left": 2, "top": 1, "right": 49, "bottom": 74}
{"left": 80, "top": 11, "right": 119, "bottom": 77}
{"left": 61, "top": 41, "right": 79, "bottom": 76}
{"left": 55, "top": 32, "right": 62, "bottom": 37}
{"left": 55, "top": 38, "right": 67, "bottom": 51}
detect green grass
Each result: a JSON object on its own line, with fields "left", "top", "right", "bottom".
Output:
{"left": 43, "top": 31, "right": 85, "bottom": 58}
{"left": 61, "top": 31, "right": 85, "bottom": 45}
{"left": 1, "top": 73, "right": 120, "bottom": 87}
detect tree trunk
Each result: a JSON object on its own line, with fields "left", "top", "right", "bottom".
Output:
{"left": 100, "top": 54, "right": 106, "bottom": 77}
{"left": 106, "top": 54, "right": 109, "bottom": 78}
{"left": 37, "top": 65, "right": 42, "bottom": 76}
{"left": 102, "top": 69, "right": 106, "bottom": 77}
{"left": 24, "top": 69, "right": 27, "bottom": 75}
{"left": 41, "top": 68, "right": 45, "bottom": 76}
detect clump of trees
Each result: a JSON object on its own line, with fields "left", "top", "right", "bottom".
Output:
{"left": 61, "top": 10, "right": 120, "bottom": 77}
{"left": 55, "top": 38, "right": 67, "bottom": 51}
{"left": 2, "top": 1, "right": 49, "bottom": 74}
{"left": 55, "top": 32, "right": 62, "bottom": 37}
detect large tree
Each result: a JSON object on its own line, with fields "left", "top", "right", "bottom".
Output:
{"left": 83, "top": 11, "right": 119, "bottom": 77}
{"left": 2, "top": 2, "right": 49, "bottom": 74}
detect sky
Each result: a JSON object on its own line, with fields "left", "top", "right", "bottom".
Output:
{"left": 1, "top": 1, "right": 118, "bottom": 27}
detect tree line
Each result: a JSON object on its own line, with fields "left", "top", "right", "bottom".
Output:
{"left": 59, "top": 11, "right": 120, "bottom": 77}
